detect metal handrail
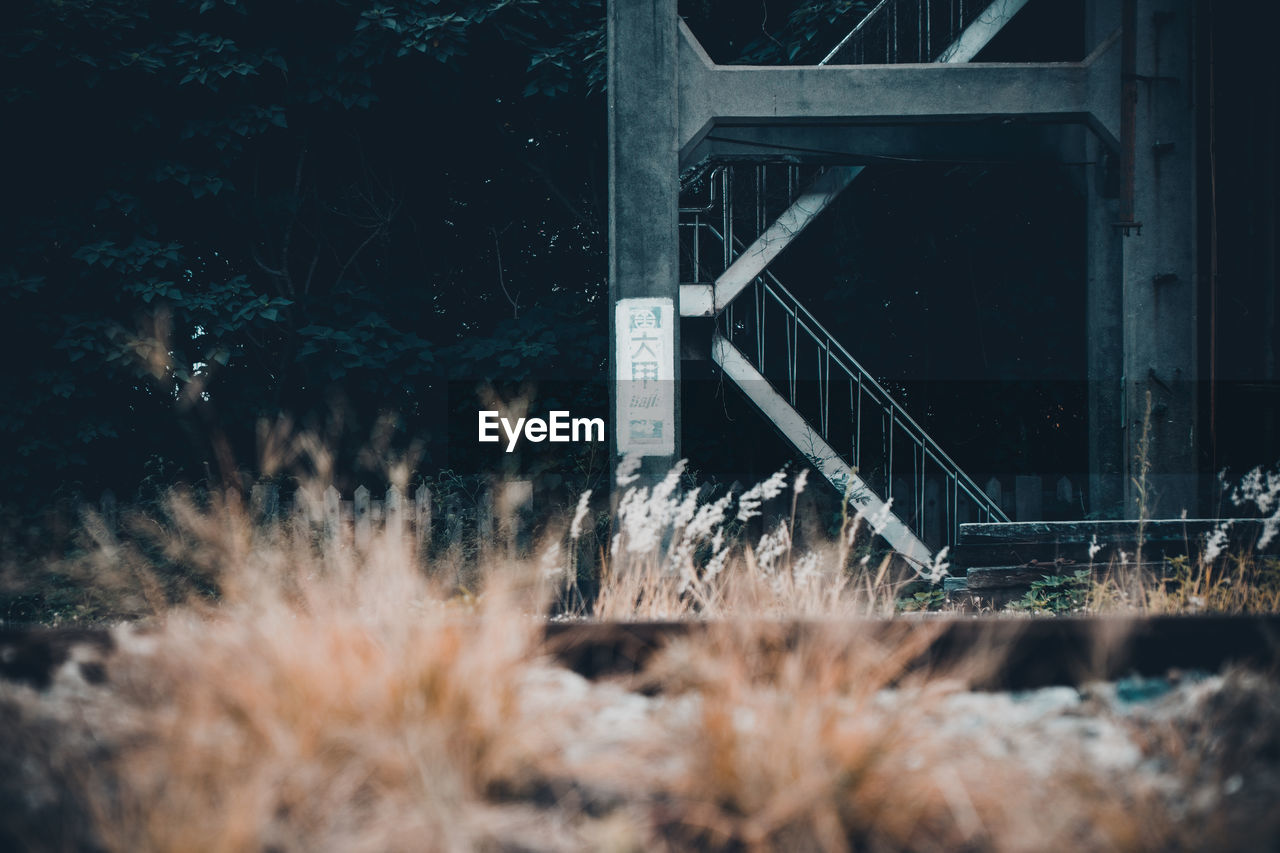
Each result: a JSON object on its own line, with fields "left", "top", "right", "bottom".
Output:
{"left": 675, "top": 0, "right": 1023, "bottom": 548}
{"left": 690, "top": 216, "right": 1009, "bottom": 548}
{"left": 820, "top": 0, "right": 892, "bottom": 65}
{"left": 823, "top": 0, "right": 983, "bottom": 66}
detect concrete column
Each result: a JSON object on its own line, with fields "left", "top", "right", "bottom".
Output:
{"left": 608, "top": 0, "right": 681, "bottom": 483}
{"left": 1121, "top": 0, "right": 1199, "bottom": 516}
{"left": 1085, "top": 0, "right": 1125, "bottom": 517}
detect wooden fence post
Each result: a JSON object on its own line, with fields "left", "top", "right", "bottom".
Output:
{"left": 354, "top": 485, "right": 371, "bottom": 548}
{"left": 386, "top": 484, "right": 404, "bottom": 542}
{"left": 324, "top": 485, "right": 341, "bottom": 548}
{"left": 415, "top": 484, "right": 432, "bottom": 555}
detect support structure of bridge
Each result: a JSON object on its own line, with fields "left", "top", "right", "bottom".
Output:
{"left": 608, "top": 0, "right": 1200, "bottom": 562}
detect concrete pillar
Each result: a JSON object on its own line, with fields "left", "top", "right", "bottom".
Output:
{"left": 1085, "top": 0, "right": 1125, "bottom": 517}
{"left": 1121, "top": 0, "right": 1199, "bottom": 516}
{"left": 608, "top": 0, "right": 680, "bottom": 485}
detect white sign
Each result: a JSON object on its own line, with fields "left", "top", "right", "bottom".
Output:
{"left": 615, "top": 297, "right": 675, "bottom": 456}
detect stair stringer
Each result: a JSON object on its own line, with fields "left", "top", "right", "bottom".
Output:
{"left": 712, "top": 334, "right": 934, "bottom": 568}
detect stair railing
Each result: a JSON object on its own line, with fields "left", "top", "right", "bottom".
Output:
{"left": 690, "top": 214, "right": 1008, "bottom": 550}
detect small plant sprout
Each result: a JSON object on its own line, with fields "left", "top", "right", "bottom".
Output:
{"left": 754, "top": 520, "right": 792, "bottom": 576}
{"left": 1232, "top": 464, "right": 1280, "bottom": 548}
{"left": 615, "top": 453, "right": 642, "bottom": 487}
{"left": 569, "top": 489, "right": 592, "bottom": 540}
{"left": 867, "top": 498, "right": 895, "bottom": 538}
{"left": 736, "top": 467, "right": 789, "bottom": 522}
{"left": 920, "top": 546, "right": 950, "bottom": 584}
{"left": 539, "top": 542, "right": 562, "bottom": 580}
{"left": 1204, "top": 520, "right": 1232, "bottom": 564}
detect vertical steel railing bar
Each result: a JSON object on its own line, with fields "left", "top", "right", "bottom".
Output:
{"left": 758, "top": 267, "right": 1002, "bottom": 521}
{"left": 788, "top": 301, "right": 798, "bottom": 407}
{"left": 823, "top": 339, "right": 831, "bottom": 440}
{"left": 892, "top": 0, "right": 898, "bottom": 63}
{"left": 922, "top": 444, "right": 928, "bottom": 540}
{"left": 890, "top": 0, "right": 901, "bottom": 62}
{"left": 930, "top": 0, "right": 936, "bottom": 63}
{"left": 855, "top": 371, "right": 863, "bottom": 472}
{"left": 916, "top": 438, "right": 926, "bottom": 532}
{"left": 883, "top": 6, "right": 889, "bottom": 61}
{"left": 888, "top": 411, "right": 894, "bottom": 509}
{"left": 692, "top": 214, "right": 700, "bottom": 282}
{"left": 756, "top": 164, "right": 764, "bottom": 242}
{"left": 848, "top": 376, "right": 856, "bottom": 471}
{"left": 917, "top": 0, "right": 924, "bottom": 62}
{"left": 756, "top": 278, "right": 765, "bottom": 368}
{"left": 913, "top": 441, "right": 919, "bottom": 535}
{"left": 722, "top": 168, "right": 732, "bottom": 273}
{"left": 919, "top": 442, "right": 925, "bottom": 538}
{"left": 953, "top": 471, "right": 959, "bottom": 550}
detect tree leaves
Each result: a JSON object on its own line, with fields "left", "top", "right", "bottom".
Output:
{"left": 0, "top": 0, "right": 612, "bottom": 501}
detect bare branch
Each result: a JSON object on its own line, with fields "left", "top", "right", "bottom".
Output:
{"left": 491, "top": 226, "right": 520, "bottom": 319}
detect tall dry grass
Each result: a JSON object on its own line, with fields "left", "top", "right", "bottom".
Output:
{"left": 0, "top": 449, "right": 1277, "bottom": 850}
{"left": 1089, "top": 464, "right": 1280, "bottom": 615}
{"left": 38, "top": 485, "right": 555, "bottom": 852}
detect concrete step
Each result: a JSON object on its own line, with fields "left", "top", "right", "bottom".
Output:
{"left": 944, "top": 518, "right": 1277, "bottom": 609}
{"left": 953, "top": 518, "right": 1275, "bottom": 569}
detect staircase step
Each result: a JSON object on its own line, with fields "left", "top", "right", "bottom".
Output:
{"left": 963, "top": 563, "right": 1165, "bottom": 591}
{"left": 954, "top": 519, "right": 1276, "bottom": 569}
{"left": 957, "top": 518, "right": 1268, "bottom": 547}
{"left": 946, "top": 518, "right": 1278, "bottom": 608}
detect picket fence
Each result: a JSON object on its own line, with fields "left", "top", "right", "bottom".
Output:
{"left": 93, "top": 483, "right": 434, "bottom": 550}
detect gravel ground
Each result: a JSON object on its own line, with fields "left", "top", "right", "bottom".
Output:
{"left": 2, "top": 624, "right": 1278, "bottom": 851}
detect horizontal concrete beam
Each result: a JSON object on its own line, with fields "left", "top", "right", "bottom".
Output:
{"left": 679, "top": 284, "right": 713, "bottom": 317}
{"left": 683, "top": 122, "right": 1088, "bottom": 173}
{"left": 677, "top": 22, "right": 1119, "bottom": 167}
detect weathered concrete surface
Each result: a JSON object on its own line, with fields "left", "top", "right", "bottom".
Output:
{"left": 608, "top": 0, "right": 680, "bottom": 477}
{"left": 677, "top": 21, "right": 1121, "bottom": 164}
{"left": 683, "top": 122, "right": 1083, "bottom": 173}
{"left": 1120, "top": 0, "right": 1199, "bottom": 516}
{"left": 1085, "top": 0, "right": 1126, "bottom": 518}
{"left": 615, "top": 0, "right": 1203, "bottom": 521}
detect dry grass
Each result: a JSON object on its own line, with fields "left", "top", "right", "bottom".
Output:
{"left": 0, "top": 453, "right": 1278, "bottom": 851}
{"left": 19, "top": 487, "right": 556, "bottom": 852}
{"left": 1090, "top": 550, "right": 1280, "bottom": 615}
{"left": 632, "top": 621, "right": 1158, "bottom": 852}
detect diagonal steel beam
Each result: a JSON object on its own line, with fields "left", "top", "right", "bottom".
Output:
{"left": 712, "top": 334, "right": 934, "bottom": 567}
{"left": 935, "top": 0, "right": 1033, "bottom": 64}
{"left": 708, "top": 165, "right": 862, "bottom": 314}
{"left": 679, "top": 0, "right": 1039, "bottom": 319}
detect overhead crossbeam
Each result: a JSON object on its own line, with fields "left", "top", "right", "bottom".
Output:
{"left": 679, "top": 0, "right": 1073, "bottom": 319}
{"left": 683, "top": 122, "right": 1085, "bottom": 172}
{"left": 677, "top": 22, "right": 1120, "bottom": 170}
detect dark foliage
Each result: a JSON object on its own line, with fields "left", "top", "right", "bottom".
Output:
{"left": 1, "top": 0, "right": 612, "bottom": 504}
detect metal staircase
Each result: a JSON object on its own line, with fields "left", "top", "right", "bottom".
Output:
{"left": 679, "top": 0, "right": 1031, "bottom": 563}
{"left": 822, "top": 0, "right": 1030, "bottom": 65}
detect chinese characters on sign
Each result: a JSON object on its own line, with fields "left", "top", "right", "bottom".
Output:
{"left": 615, "top": 297, "right": 675, "bottom": 456}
